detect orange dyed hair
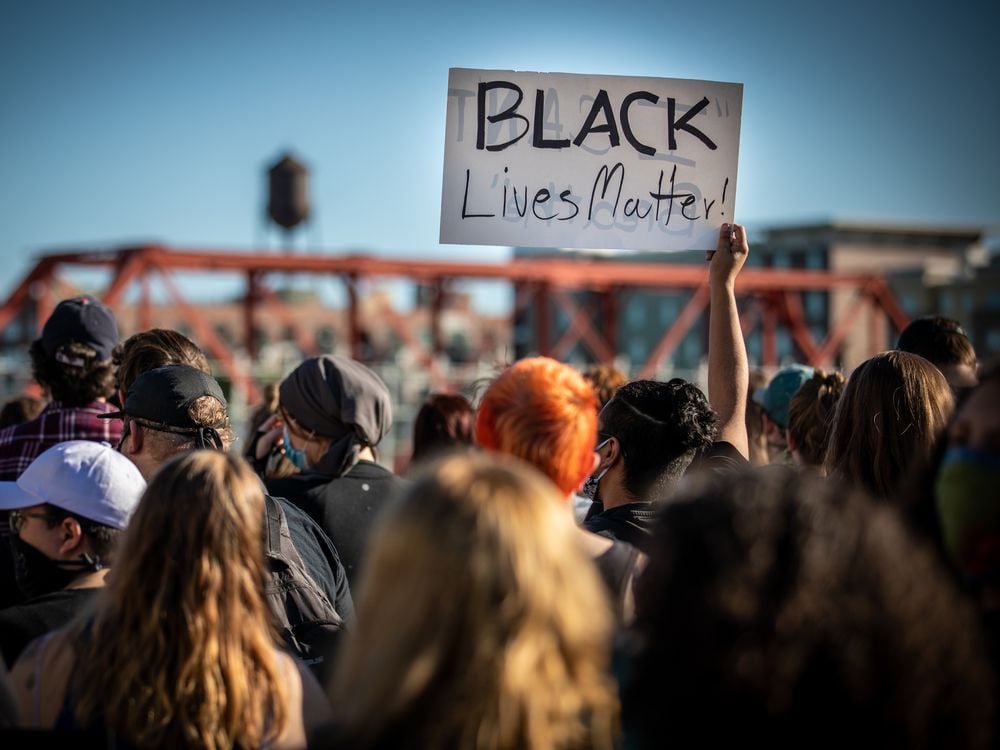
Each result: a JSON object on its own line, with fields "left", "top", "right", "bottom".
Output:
{"left": 476, "top": 357, "right": 598, "bottom": 497}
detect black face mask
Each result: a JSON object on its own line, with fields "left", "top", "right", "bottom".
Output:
{"left": 9, "top": 535, "right": 94, "bottom": 600}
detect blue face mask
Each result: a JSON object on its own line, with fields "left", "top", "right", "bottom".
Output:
{"left": 283, "top": 425, "right": 309, "bottom": 470}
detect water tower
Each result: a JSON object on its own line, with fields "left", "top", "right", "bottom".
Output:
{"left": 266, "top": 153, "right": 311, "bottom": 252}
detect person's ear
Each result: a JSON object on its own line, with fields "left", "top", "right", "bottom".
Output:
{"left": 126, "top": 423, "right": 144, "bottom": 454}
{"left": 604, "top": 436, "right": 623, "bottom": 467}
{"left": 785, "top": 428, "right": 796, "bottom": 452}
{"left": 57, "top": 517, "right": 85, "bottom": 558}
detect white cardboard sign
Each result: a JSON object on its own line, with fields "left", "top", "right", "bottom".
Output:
{"left": 440, "top": 68, "right": 743, "bottom": 252}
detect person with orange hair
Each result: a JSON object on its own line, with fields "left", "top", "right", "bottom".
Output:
{"left": 477, "top": 357, "right": 600, "bottom": 497}
{"left": 477, "top": 356, "right": 641, "bottom": 619}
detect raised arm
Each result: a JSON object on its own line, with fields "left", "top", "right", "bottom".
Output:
{"left": 707, "top": 223, "right": 749, "bottom": 458}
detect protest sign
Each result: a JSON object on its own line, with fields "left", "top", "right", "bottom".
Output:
{"left": 440, "top": 68, "right": 742, "bottom": 252}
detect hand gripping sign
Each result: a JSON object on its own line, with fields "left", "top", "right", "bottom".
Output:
{"left": 440, "top": 68, "right": 743, "bottom": 253}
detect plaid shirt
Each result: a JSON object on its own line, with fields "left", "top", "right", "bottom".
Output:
{"left": 0, "top": 400, "right": 124, "bottom": 481}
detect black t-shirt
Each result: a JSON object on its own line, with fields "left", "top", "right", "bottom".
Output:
{"left": 593, "top": 539, "right": 641, "bottom": 622}
{"left": 0, "top": 587, "right": 99, "bottom": 667}
{"left": 584, "top": 441, "right": 748, "bottom": 530}
{"left": 269, "top": 494, "right": 355, "bottom": 626}
{"left": 584, "top": 503, "right": 659, "bottom": 555}
{"left": 686, "top": 440, "right": 749, "bottom": 476}
{"left": 268, "top": 461, "right": 408, "bottom": 588}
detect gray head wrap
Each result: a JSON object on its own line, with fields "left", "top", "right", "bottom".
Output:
{"left": 279, "top": 355, "right": 393, "bottom": 477}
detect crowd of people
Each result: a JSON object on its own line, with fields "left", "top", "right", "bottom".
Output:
{"left": 0, "top": 222, "right": 996, "bottom": 748}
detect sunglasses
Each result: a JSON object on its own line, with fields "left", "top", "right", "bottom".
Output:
{"left": 9, "top": 509, "right": 65, "bottom": 535}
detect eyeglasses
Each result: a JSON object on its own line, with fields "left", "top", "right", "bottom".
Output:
{"left": 9, "top": 509, "right": 65, "bottom": 535}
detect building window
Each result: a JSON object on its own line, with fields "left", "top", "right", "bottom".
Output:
{"left": 629, "top": 338, "right": 645, "bottom": 365}
{"left": 746, "top": 332, "right": 762, "bottom": 365}
{"left": 658, "top": 296, "right": 680, "bottom": 326}
{"left": 899, "top": 294, "right": 919, "bottom": 316}
{"left": 626, "top": 300, "right": 646, "bottom": 328}
{"left": 805, "top": 292, "right": 826, "bottom": 320}
{"left": 983, "top": 327, "right": 1000, "bottom": 354}
{"left": 777, "top": 330, "right": 793, "bottom": 361}
{"left": 940, "top": 292, "right": 955, "bottom": 316}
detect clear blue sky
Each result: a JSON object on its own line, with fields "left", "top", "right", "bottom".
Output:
{"left": 1, "top": 0, "right": 998, "bottom": 302}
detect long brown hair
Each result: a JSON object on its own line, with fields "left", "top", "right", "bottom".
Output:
{"left": 69, "top": 452, "right": 289, "bottom": 749}
{"left": 330, "top": 453, "right": 619, "bottom": 749}
{"left": 787, "top": 369, "right": 846, "bottom": 467}
{"left": 825, "top": 351, "right": 953, "bottom": 499}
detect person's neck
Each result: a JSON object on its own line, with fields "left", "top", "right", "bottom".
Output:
{"left": 599, "top": 474, "right": 640, "bottom": 511}
{"left": 600, "top": 492, "right": 635, "bottom": 511}
{"left": 593, "top": 465, "right": 633, "bottom": 512}
{"left": 307, "top": 444, "right": 377, "bottom": 469}
{"left": 65, "top": 568, "right": 109, "bottom": 590}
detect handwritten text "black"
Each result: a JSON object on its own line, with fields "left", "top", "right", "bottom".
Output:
{"left": 476, "top": 82, "right": 718, "bottom": 156}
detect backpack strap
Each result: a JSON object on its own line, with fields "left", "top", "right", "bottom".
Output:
{"left": 264, "top": 494, "right": 283, "bottom": 555}
{"left": 264, "top": 494, "right": 309, "bottom": 572}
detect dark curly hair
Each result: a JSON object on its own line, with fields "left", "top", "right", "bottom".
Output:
{"left": 599, "top": 379, "right": 716, "bottom": 502}
{"left": 29, "top": 340, "right": 116, "bottom": 407}
{"left": 624, "top": 467, "right": 994, "bottom": 749}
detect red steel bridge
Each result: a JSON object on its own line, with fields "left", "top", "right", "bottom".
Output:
{"left": 0, "top": 244, "right": 909, "bottom": 401}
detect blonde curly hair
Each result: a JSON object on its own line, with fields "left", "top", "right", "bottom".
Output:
{"left": 330, "top": 452, "right": 619, "bottom": 749}
{"left": 69, "top": 451, "right": 288, "bottom": 749}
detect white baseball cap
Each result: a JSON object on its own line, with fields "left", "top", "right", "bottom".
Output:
{"left": 0, "top": 441, "right": 146, "bottom": 530}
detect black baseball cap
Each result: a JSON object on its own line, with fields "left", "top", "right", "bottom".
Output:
{"left": 41, "top": 295, "right": 119, "bottom": 364}
{"left": 101, "top": 364, "right": 228, "bottom": 450}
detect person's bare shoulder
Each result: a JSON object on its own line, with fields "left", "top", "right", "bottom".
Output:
{"left": 10, "top": 630, "right": 76, "bottom": 728}
{"left": 272, "top": 652, "right": 333, "bottom": 750}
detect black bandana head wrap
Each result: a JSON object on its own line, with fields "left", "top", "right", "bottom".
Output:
{"left": 279, "top": 355, "right": 392, "bottom": 477}
{"left": 100, "top": 364, "right": 228, "bottom": 450}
